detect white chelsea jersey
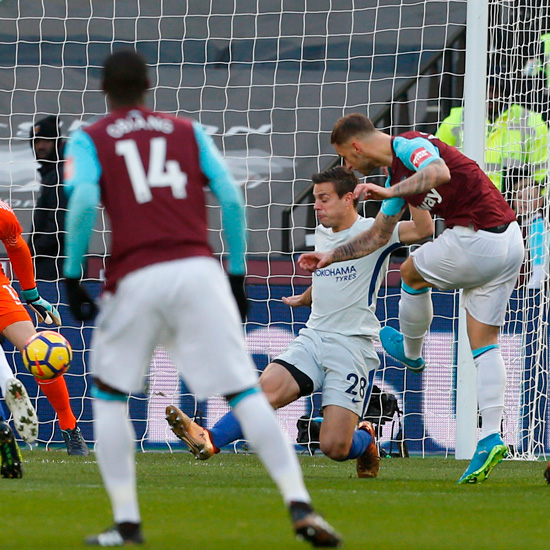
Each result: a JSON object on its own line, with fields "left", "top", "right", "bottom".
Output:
{"left": 307, "top": 215, "right": 402, "bottom": 338}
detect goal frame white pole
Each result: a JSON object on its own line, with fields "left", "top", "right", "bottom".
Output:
{"left": 455, "top": 0, "right": 489, "bottom": 460}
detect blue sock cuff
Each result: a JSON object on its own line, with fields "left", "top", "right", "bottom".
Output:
{"left": 401, "top": 281, "right": 430, "bottom": 295}
{"left": 91, "top": 386, "right": 128, "bottom": 402}
{"left": 472, "top": 344, "right": 499, "bottom": 358}
{"left": 346, "top": 426, "right": 372, "bottom": 460}
{"left": 210, "top": 410, "right": 244, "bottom": 448}
{"left": 228, "top": 386, "right": 260, "bottom": 408}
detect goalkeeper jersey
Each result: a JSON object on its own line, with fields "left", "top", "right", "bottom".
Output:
{"left": 307, "top": 215, "right": 402, "bottom": 338}
{"left": 0, "top": 201, "right": 37, "bottom": 291}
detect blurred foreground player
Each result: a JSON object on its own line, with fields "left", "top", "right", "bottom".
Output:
{"left": 166, "top": 166, "right": 433, "bottom": 479}
{"left": 0, "top": 199, "right": 88, "bottom": 461}
{"left": 299, "top": 114, "right": 524, "bottom": 485}
{"left": 64, "top": 50, "right": 341, "bottom": 547}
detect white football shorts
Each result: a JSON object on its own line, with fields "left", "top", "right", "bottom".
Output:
{"left": 90, "top": 256, "right": 258, "bottom": 400}
{"left": 275, "top": 327, "right": 379, "bottom": 417}
{"left": 411, "top": 221, "right": 524, "bottom": 326}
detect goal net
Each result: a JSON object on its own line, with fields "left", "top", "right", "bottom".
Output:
{"left": 0, "top": 0, "right": 548, "bottom": 460}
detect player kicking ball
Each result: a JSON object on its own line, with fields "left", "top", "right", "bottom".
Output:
{"left": 166, "top": 166, "right": 433, "bottom": 479}
{"left": 298, "top": 114, "right": 523, "bottom": 485}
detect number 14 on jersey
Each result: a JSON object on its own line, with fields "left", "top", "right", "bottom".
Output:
{"left": 116, "top": 137, "right": 188, "bottom": 203}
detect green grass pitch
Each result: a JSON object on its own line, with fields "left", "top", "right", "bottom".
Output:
{"left": 0, "top": 450, "right": 547, "bottom": 549}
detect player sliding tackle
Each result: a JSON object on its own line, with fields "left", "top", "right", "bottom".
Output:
{"left": 299, "top": 114, "right": 524, "bottom": 485}
{"left": 166, "top": 165, "right": 433, "bottom": 479}
{"left": 63, "top": 50, "right": 341, "bottom": 548}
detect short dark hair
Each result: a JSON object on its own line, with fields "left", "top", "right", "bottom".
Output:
{"left": 311, "top": 166, "right": 359, "bottom": 207}
{"left": 331, "top": 113, "right": 376, "bottom": 145}
{"left": 102, "top": 50, "right": 149, "bottom": 105}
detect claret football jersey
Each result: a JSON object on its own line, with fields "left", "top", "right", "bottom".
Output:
{"left": 67, "top": 107, "right": 213, "bottom": 290}
{"left": 389, "top": 131, "right": 516, "bottom": 230}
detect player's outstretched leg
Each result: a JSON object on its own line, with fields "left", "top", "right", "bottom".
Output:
{"left": 355, "top": 421, "right": 380, "bottom": 479}
{"left": 291, "top": 502, "right": 342, "bottom": 548}
{"left": 0, "top": 420, "right": 23, "bottom": 479}
{"left": 4, "top": 378, "right": 38, "bottom": 443}
{"left": 458, "top": 433, "right": 508, "bottom": 484}
{"left": 544, "top": 461, "right": 550, "bottom": 484}
{"left": 380, "top": 326, "right": 425, "bottom": 372}
{"left": 165, "top": 405, "right": 215, "bottom": 459}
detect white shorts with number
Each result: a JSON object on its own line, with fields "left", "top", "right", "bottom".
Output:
{"left": 411, "top": 221, "right": 524, "bottom": 326}
{"left": 275, "top": 327, "right": 379, "bottom": 417}
{"left": 90, "top": 257, "right": 258, "bottom": 400}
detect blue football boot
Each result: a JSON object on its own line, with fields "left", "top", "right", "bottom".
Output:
{"left": 380, "top": 326, "right": 425, "bottom": 373}
{"left": 458, "top": 433, "right": 508, "bottom": 484}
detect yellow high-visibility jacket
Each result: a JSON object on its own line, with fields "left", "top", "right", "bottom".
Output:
{"left": 435, "top": 105, "right": 549, "bottom": 191}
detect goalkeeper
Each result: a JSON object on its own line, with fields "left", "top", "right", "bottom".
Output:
{"left": 299, "top": 113, "right": 524, "bottom": 485}
{"left": 165, "top": 166, "right": 433, "bottom": 477}
{"left": 0, "top": 198, "right": 89, "bottom": 474}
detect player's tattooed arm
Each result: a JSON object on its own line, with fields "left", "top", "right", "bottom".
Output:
{"left": 298, "top": 206, "right": 402, "bottom": 270}
{"left": 330, "top": 210, "right": 400, "bottom": 263}
{"left": 388, "top": 159, "right": 451, "bottom": 198}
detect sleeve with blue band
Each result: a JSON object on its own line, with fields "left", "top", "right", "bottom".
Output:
{"left": 393, "top": 136, "right": 441, "bottom": 172}
{"left": 193, "top": 121, "right": 247, "bottom": 276}
{"left": 63, "top": 130, "right": 102, "bottom": 279}
{"left": 380, "top": 173, "right": 405, "bottom": 216}
{"left": 529, "top": 216, "right": 547, "bottom": 267}
{"left": 381, "top": 197, "right": 406, "bottom": 216}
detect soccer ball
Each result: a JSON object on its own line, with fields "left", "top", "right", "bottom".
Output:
{"left": 22, "top": 330, "right": 73, "bottom": 380}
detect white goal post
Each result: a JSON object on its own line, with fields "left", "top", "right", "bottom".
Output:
{"left": 0, "top": 0, "right": 548, "bottom": 460}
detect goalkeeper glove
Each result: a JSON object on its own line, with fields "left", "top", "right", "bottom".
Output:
{"left": 21, "top": 287, "right": 61, "bottom": 326}
{"left": 64, "top": 278, "right": 98, "bottom": 321}
{"left": 228, "top": 274, "right": 248, "bottom": 323}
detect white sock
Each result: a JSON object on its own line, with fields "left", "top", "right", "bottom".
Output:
{"left": 474, "top": 347, "right": 506, "bottom": 439}
{"left": 0, "top": 346, "right": 15, "bottom": 395}
{"left": 399, "top": 287, "right": 433, "bottom": 359}
{"left": 232, "top": 391, "right": 311, "bottom": 505}
{"left": 93, "top": 398, "right": 141, "bottom": 524}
